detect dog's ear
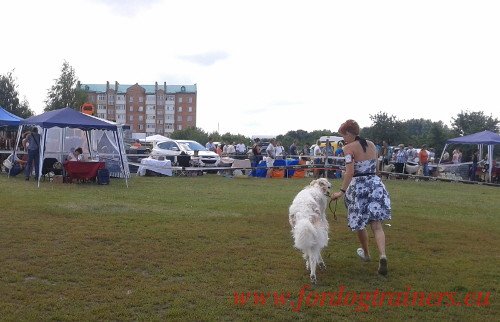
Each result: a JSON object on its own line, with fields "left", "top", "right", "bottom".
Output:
{"left": 309, "top": 179, "right": 318, "bottom": 187}
{"left": 318, "top": 178, "right": 331, "bottom": 193}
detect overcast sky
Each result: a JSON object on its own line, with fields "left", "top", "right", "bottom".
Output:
{"left": 2, "top": 0, "right": 499, "bottom": 137}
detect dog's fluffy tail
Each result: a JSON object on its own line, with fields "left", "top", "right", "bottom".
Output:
{"left": 293, "top": 218, "right": 318, "bottom": 250}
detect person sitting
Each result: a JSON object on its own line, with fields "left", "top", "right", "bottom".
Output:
{"left": 67, "top": 147, "right": 83, "bottom": 161}
{"left": 3, "top": 153, "right": 27, "bottom": 176}
{"left": 131, "top": 139, "right": 142, "bottom": 149}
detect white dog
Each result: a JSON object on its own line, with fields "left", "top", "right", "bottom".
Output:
{"left": 288, "top": 178, "right": 332, "bottom": 283}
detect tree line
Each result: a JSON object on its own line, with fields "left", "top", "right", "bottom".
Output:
{"left": 1, "top": 62, "right": 499, "bottom": 160}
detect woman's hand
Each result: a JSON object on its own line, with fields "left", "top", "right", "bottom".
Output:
{"left": 331, "top": 191, "right": 344, "bottom": 200}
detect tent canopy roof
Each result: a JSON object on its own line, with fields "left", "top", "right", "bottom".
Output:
{"left": 447, "top": 130, "right": 500, "bottom": 145}
{"left": 20, "top": 107, "right": 125, "bottom": 130}
{"left": 144, "top": 134, "right": 169, "bottom": 142}
{"left": 0, "top": 106, "right": 23, "bottom": 126}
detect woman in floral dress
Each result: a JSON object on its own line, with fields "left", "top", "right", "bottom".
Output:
{"left": 331, "top": 119, "right": 391, "bottom": 276}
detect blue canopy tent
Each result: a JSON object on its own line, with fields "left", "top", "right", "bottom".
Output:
{"left": 0, "top": 106, "right": 23, "bottom": 152}
{"left": 14, "top": 107, "right": 130, "bottom": 187}
{"left": 439, "top": 130, "right": 500, "bottom": 182}
{"left": 0, "top": 106, "right": 23, "bottom": 126}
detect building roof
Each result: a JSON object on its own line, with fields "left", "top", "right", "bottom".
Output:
{"left": 80, "top": 83, "right": 197, "bottom": 94}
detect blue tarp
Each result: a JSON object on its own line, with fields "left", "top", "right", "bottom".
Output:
{"left": 20, "top": 107, "right": 119, "bottom": 130}
{"left": 447, "top": 130, "right": 500, "bottom": 145}
{"left": 0, "top": 106, "right": 23, "bottom": 126}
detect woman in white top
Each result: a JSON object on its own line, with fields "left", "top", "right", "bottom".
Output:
{"left": 67, "top": 147, "right": 83, "bottom": 161}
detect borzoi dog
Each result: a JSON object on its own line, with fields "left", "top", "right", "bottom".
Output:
{"left": 288, "top": 178, "right": 332, "bottom": 283}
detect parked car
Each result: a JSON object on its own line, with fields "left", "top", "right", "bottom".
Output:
{"left": 124, "top": 142, "right": 151, "bottom": 163}
{"left": 151, "top": 139, "right": 221, "bottom": 167}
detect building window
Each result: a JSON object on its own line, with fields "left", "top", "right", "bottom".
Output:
{"left": 167, "top": 95, "right": 175, "bottom": 101}
{"left": 166, "top": 115, "right": 173, "bottom": 120}
{"left": 107, "top": 110, "right": 113, "bottom": 115}
{"left": 108, "top": 95, "right": 115, "bottom": 104}
{"left": 166, "top": 124, "right": 173, "bottom": 129}
{"left": 129, "top": 115, "right": 134, "bottom": 121}
{"left": 188, "top": 106, "right": 192, "bottom": 112}
{"left": 188, "top": 97, "right": 193, "bottom": 103}
{"left": 98, "top": 94, "right": 106, "bottom": 101}
{"left": 139, "top": 115, "right": 143, "bottom": 121}
{"left": 177, "top": 116, "right": 182, "bottom": 122}
{"left": 139, "top": 97, "right": 143, "bottom": 103}
{"left": 158, "top": 120, "right": 163, "bottom": 124}
{"left": 187, "top": 115, "right": 192, "bottom": 122}
{"left": 178, "top": 106, "right": 182, "bottom": 112}
{"left": 129, "top": 106, "right": 133, "bottom": 112}
{"left": 117, "top": 114, "right": 125, "bottom": 120}
{"left": 129, "top": 96, "right": 133, "bottom": 103}
{"left": 147, "top": 105, "right": 156, "bottom": 111}
{"left": 177, "top": 125, "right": 182, "bottom": 130}
{"left": 139, "top": 124, "right": 144, "bottom": 130}
{"left": 147, "top": 115, "right": 156, "bottom": 120}
{"left": 138, "top": 106, "right": 143, "bottom": 112}
{"left": 98, "top": 113, "right": 106, "bottom": 118}
{"left": 178, "top": 97, "right": 183, "bottom": 103}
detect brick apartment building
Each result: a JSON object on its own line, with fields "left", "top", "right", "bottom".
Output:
{"left": 79, "top": 81, "right": 197, "bottom": 137}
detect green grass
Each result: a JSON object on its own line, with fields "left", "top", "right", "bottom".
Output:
{"left": 0, "top": 174, "right": 498, "bottom": 321}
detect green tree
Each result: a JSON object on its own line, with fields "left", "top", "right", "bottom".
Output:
{"left": 44, "top": 61, "right": 86, "bottom": 111}
{"left": 220, "top": 132, "right": 250, "bottom": 145}
{"left": 170, "top": 127, "right": 209, "bottom": 144}
{"left": 451, "top": 110, "right": 499, "bottom": 136}
{"left": 0, "top": 70, "right": 34, "bottom": 118}
{"left": 365, "top": 112, "right": 403, "bottom": 145}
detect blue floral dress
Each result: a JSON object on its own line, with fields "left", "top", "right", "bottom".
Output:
{"left": 345, "top": 159, "right": 391, "bottom": 231}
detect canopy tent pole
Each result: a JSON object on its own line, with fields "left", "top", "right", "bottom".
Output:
{"left": 85, "top": 130, "right": 92, "bottom": 160}
{"left": 437, "top": 144, "right": 448, "bottom": 168}
{"left": 114, "top": 127, "right": 128, "bottom": 187}
{"left": 37, "top": 128, "right": 47, "bottom": 188}
{"left": 61, "top": 127, "right": 66, "bottom": 162}
{"left": 487, "top": 144, "right": 493, "bottom": 183}
{"left": 9, "top": 125, "right": 24, "bottom": 178}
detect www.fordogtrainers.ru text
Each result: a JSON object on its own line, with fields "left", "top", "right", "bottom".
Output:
{"left": 233, "top": 285, "right": 491, "bottom": 312}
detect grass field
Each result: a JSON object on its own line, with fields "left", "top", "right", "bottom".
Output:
{"left": 0, "top": 174, "right": 498, "bottom": 321}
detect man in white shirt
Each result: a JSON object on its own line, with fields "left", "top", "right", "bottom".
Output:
{"left": 266, "top": 139, "right": 277, "bottom": 178}
{"left": 236, "top": 141, "right": 246, "bottom": 155}
{"left": 226, "top": 142, "right": 236, "bottom": 156}
{"left": 205, "top": 138, "right": 216, "bottom": 152}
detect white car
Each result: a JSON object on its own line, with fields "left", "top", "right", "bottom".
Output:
{"left": 151, "top": 139, "right": 220, "bottom": 167}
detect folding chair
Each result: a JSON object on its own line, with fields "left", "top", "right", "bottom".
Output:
{"left": 175, "top": 154, "right": 191, "bottom": 176}
{"left": 42, "top": 158, "right": 63, "bottom": 181}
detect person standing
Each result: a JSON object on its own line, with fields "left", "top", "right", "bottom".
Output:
{"left": 265, "top": 139, "right": 277, "bottom": 178}
{"left": 25, "top": 127, "right": 41, "bottom": 181}
{"left": 289, "top": 140, "right": 298, "bottom": 159}
{"left": 313, "top": 140, "right": 323, "bottom": 178}
{"left": 275, "top": 141, "right": 285, "bottom": 160}
{"left": 418, "top": 145, "right": 429, "bottom": 176}
{"left": 251, "top": 138, "right": 262, "bottom": 165}
{"left": 205, "top": 138, "right": 216, "bottom": 152}
{"left": 394, "top": 144, "right": 407, "bottom": 174}
{"left": 331, "top": 119, "right": 391, "bottom": 276}
{"left": 407, "top": 144, "right": 417, "bottom": 163}
{"left": 470, "top": 149, "right": 479, "bottom": 181}
{"left": 380, "top": 141, "right": 389, "bottom": 171}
